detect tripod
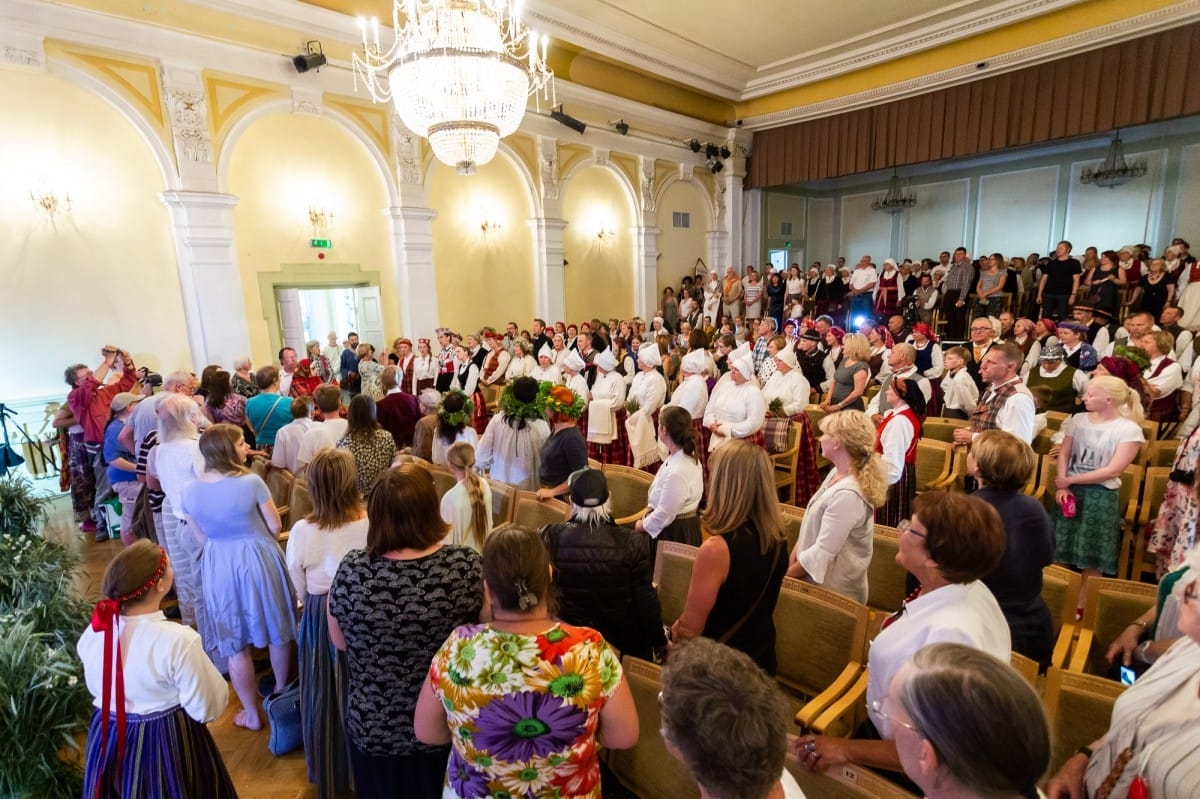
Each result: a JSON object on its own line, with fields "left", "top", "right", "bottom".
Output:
{"left": 0, "top": 403, "right": 26, "bottom": 476}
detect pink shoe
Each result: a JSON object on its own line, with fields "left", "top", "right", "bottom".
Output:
{"left": 81, "top": 520, "right": 97, "bottom": 533}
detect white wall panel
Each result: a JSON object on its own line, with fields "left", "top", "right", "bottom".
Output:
{"left": 904, "top": 178, "right": 969, "bottom": 261}
{"left": 766, "top": 194, "right": 806, "bottom": 239}
{"left": 976, "top": 166, "right": 1059, "bottom": 257}
{"left": 1065, "top": 149, "right": 1165, "bottom": 250}
{"left": 807, "top": 198, "right": 834, "bottom": 265}
{"left": 1175, "top": 144, "right": 1200, "bottom": 248}
{"left": 840, "top": 192, "right": 893, "bottom": 263}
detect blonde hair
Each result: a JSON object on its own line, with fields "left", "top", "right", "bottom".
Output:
{"left": 841, "top": 333, "right": 871, "bottom": 362}
{"left": 447, "top": 441, "right": 489, "bottom": 551}
{"left": 970, "top": 430, "right": 1036, "bottom": 490}
{"left": 198, "top": 423, "right": 250, "bottom": 476}
{"left": 818, "top": 410, "right": 888, "bottom": 506}
{"left": 1089, "top": 375, "right": 1145, "bottom": 423}
{"left": 702, "top": 441, "right": 784, "bottom": 554}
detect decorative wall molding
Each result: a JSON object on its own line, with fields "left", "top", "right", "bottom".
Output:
{"left": 291, "top": 87, "right": 323, "bottom": 116}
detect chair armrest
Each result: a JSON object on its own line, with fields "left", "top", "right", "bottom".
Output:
{"left": 614, "top": 509, "right": 648, "bottom": 526}
{"left": 1051, "top": 622, "right": 1076, "bottom": 670}
{"left": 277, "top": 530, "right": 290, "bottom": 546}
{"left": 795, "top": 662, "right": 863, "bottom": 732}
{"left": 808, "top": 669, "right": 869, "bottom": 737}
{"left": 1067, "top": 628, "right": 1094, "bottom": 673}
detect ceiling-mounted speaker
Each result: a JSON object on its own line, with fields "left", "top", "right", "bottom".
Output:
{"left": 293, "top": 41, "right": 326, "bottom": 73}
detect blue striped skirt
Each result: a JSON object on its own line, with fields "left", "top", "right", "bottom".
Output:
{"left": 299, "top": 592, "right": 354, "bottom": 798}
{"left": 83, "top": 705, "right": 237, "bottom": 798}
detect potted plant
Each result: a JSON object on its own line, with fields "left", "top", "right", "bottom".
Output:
{"left": 0, "top": 472, "right": 51, "bottom": 538}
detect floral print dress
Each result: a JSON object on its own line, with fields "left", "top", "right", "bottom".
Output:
{"left": 429, "top": 623, "right": 622, "bottom": 799}
{"left": 1148, "top": 427, "right": 1200, "bottom": 576}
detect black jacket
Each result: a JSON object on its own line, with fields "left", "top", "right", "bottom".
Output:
{"left": 540, "top": 519, "right": 666, "bottom": 660}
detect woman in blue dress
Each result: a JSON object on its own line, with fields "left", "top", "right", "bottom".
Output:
{"left": 182, "top": 423, "right": 298, "bottom": 731}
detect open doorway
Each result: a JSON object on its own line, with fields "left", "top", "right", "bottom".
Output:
{"left": 276, "top": 285, "right": 386, "bottom": 357}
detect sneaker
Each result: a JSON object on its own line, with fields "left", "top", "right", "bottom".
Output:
{"left": 81, "top": 520, "right": 97, "bottom": 534}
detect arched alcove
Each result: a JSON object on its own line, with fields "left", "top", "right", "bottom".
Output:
{"left": 561, "top": 165, "right": 637, "bottom": 322}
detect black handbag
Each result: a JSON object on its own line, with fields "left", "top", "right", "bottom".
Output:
{"left": 263, "top": 679, "right": 302, "bottom": 756}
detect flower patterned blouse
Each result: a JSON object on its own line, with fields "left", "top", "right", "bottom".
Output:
{"left": 429, "top": 622, "right": 622, "bottom": 799}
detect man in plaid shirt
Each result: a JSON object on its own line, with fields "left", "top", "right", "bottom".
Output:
{"left": 940, "top": 247, "right": 976, "bottom": 339}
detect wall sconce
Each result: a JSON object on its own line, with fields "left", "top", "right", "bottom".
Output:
{"left": 30, "top": 188, "right": 71, "bottom": 218}
{"left": 480, "top": 218, "right": 503, "bottom": 234}
{"left": 597, "top": 226, "right": 616, "bottom": 240}
{"left": 308, "top": 205, "right": 334, "bottom": 235}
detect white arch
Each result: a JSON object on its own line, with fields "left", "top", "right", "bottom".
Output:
{"left": 417, "top": 141, "right": 541, "bottom": 217}
{"left": 47, "top": 61, "right": 179, "bottom": 191}
{"left": 654, "top": 175, "right": 716, "bottom": 230}
{"left": 559, "top": 157, "right": 640, "bottom": 222}
{"left": 216, "top": 99, "right": 399, "bottom": 205}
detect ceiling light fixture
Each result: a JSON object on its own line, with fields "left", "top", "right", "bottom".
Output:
{"left": 612, "top": 119, "right": 629, "bottom": 136}
{"left": 551, "top": 105, "right": 587, "bottom": 134}
{"left": 1080, "top": 131, "right": 1148, "bottom": 189}
{"left": 872, "top": 172, "right": 916, "bottom": 214}
{"left": 352, "top": 0, "right": 554, "bottom": 173}
{"left": 293, "top": 41, "right": 327, "bottom": 73}
{"left": 688, "top": 139, "right": 701, "bottom": 153}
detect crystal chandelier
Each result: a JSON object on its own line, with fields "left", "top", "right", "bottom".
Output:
{"left": 353, "top": 0, "right": 554, "bottom": 174}
{"left": 872, "top": 173, "right": 916, "bottom": 214}
{"left": 1080, "top": 132, "right": 1148, "bottom": 189}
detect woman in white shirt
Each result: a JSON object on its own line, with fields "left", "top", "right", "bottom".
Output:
{"left": 626, "top": 341, "right": 668, "bottom": 469}
{"left": 586, "top": 349, "right": 629, "bottom": 465}
{"left": 440, "top": 441, "right": 492, "bottom": 552}
{"left": 635, "top": 406, "right": 703, "bottom": 546}
{"left": 475, "top": 377, "right": 551, "bottom": 490}
{"left": 530, "top": 344, "right": 561, "bottom": 384}
{"left": 285, "top": 449, "right": 367, "bottom": 798}
{"left": 787, "top": 410, "right": 885, "bottom": 603}
{"left": 503, "top": 339, "right": 536, "bottom": 382}
{"left": 412, "top": 337, "right": 438, "bottom": 392}
{"left": 79, "top": 540, "right": 236, "bottom": 798}
{"left": 874, "top": 378, "right": 925, "bottom": 527}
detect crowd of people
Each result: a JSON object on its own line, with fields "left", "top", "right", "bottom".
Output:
{"left": 63, "top": 233, "right": 1200, "bottom": 799}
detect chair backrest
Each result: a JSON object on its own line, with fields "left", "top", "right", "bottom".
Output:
{"left": 427, "top": 465, "right": 458, "bottom": 502}
{"left": 654, "top": 540, "right": 699, "bottom": 626}
{"left": 1037, "top": 456, "right": 1057, "bottom": 513}
{"left": 914, "top": 439, "right": 952, "bottom": 492}
{"left": 786, "top": 755, "right": 920, "bottom": 799}
{"left": 1143, "top": 439, "right": 1177, "bottom": 468}
{"left": 1138, "top": 419, "right": 1158, "bottom": 445}
{"left": 1043, "top": 667, "right": 1126, "bottom": 776}
{"left": 779, "top": 504, "right": 805, "bottom": 555}
{"left": 866, "top": 525, "right": 906, "bottom": 613}
{"left": 265, "top": 467, "right": 295, "bottom": 510}
{"left": 1032, "top": 428, "right": 1056, "bottom": 457}
{"left": 1117, "top": 464, "right": 1143, "bottom": 526}
{"left": 249, "top": 456, "right": 269, "bottom": 478}
{"left": 805, "top": 405, "right": 828, "bottom": 465}
{"left": 602, "top": 464, "right": 653, "bottom": 522}
{"left": 922, "top": 417, "right": 969, "bottom": 444}
{"left": 1075, "top": 577, "right": 1157, "bottom": 676}
{"left": 1044, "top": 411, "right": 1069, "bottom": 431}
{"left": 289, "top": 481, "right": 313, "bottom": 525}
{"left": 510, "top": 491, "right": 569, "bottom": 531}
{"left": 1041, "top": 565, "right": 1081, "bottom": 640}
{"left": 771, "top": 422, "right": 801, "bottom": 489}
{"left": 1137, "top": 466, "right": 1171, "bottom": 527}
{"left": 1010, "top": 651, "right": 1039, "bottom": 688}
{"left": 606, "top": 657, "right": 701, "bottom": 799}
{"left": 486, "top": 479, "right": 516, "bottom": 527}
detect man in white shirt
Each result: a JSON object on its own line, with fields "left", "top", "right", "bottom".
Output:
{"left": 848, "top": 257, "right": 877, "bottom": 324}
{"left": 271, "top": 397, "right": 313, "bottom": 473}
{"left": 1107, "top": 311, "right": 1158, "bottom": 355}
{"left": 295, "top": 384, "right": 348, "bottom": 475}
{"left": 277, "top": 346, "right": 299, "bottom": 398}
{"left": 953, "top": 342, "right": 1035, "bottom": 445}
{"left": 869, "top": 344, "right": 932, "bottom": 423}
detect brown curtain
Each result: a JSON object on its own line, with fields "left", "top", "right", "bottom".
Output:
{"left": 748, "top": 23, "right": 1200, "bottom": 188}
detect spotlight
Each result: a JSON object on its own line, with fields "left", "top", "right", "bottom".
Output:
{"left": 688, "top": 139, "right": 701, "bottom": 153}
{"left": 292, "top": 41, "right": 326, "bottom": 73}
{"left": 551, "top": 106, "right": 587, "bottom": 134}
{"left": 707, "top": 158, "right": 724, "bottom": 174}
{"left": 705, "top": 143, "right": 719, "bottom": 159}
{"left": 613, "top": 120, "right": 629, "bottom": 136}
{"left": 719, "top": 146, "right": 732, "bottom": 159}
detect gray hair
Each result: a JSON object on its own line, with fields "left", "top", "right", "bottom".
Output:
{"left": 897, "top": 643, "right": 1049, "bottom": 797}
{"left": 156, "top": 393, "right": 199, "bottom": 443}
{"left": 230, "top": 356, "right": 252, "bottom": 372}
{"left": 891, "top": 343, "right": 916, "bottom": 366}
{"left": 660, "top": 638, "right": 788, "bottom": 799}
{"left": 569, "top": 500, "right": 614, "bottom": 527}
{"left": 418, "top": 388, "right": 442, "bottom": 413}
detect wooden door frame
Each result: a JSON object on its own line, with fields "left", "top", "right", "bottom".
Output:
{"left": 257, "top": 263, "right": 382, "bottom": 363}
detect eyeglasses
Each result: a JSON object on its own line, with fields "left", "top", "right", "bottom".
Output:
{"left": 870, "top": 697, "right": 920, "bottom": 733}
{"left": 897, "top": 519, "right": 927, "bottom": 539}
{"left": 970, "top": 326, "right": 992, "bottom": 332}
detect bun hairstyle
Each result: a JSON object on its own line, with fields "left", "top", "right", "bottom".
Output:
{"left": 659, "top": 406, "right": 697, "bottom": 458}
{"left": 482, "top": 524, "right": 553, "bottom": 614}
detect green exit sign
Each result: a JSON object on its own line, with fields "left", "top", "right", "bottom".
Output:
{"left": 310, "top": 238, "right": 332, "bottom": 249}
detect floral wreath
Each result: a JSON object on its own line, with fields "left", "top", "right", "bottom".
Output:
{"left": 1112, "top": 344, "right": 1151, "bottom": 371}
{"left": 540, "top": 382, "right": 584, "bottom": 419}
{"left": 498, "top": 380, "right": 545, "bottom": 423}
{"left": 437, "top": 389, "right": 474, "bottom": 428}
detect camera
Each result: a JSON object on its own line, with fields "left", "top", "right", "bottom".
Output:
{"left": 138, "top": 367, "right": 163, "bottom": 388}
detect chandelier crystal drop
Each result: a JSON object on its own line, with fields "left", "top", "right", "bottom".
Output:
{"left": 1080, "top": 133, "right": 1148, "bottom": 189}
{"left": 353, "top": 0, "right": 554, "bottom": 173}
{"left": 872, "top": 173, "right": 917, "bottom": 214}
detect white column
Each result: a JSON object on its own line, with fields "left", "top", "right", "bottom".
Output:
{"left": 530, "top": 217, "right": 568, "bottom": 322}
{"left": 707, "top": 230, "right": 731, "bottom": 276}
{"left": 742, "top": 188, "right": 763, "bottom": 266}
{"left": 634, "top": 226, "right": 661, "bottom": 318}
{"left": 158, "top": 191, "right": 251, "bottom": 369}
{"left": 385, "top": 206, "right": 440, "bottom": 340}
{"left": 722, "top": 146, "right": 748, "bottom": 272}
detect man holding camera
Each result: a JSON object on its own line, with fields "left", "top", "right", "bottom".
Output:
{"left": 65, "top": 345, "right": 138, "bottom": 540}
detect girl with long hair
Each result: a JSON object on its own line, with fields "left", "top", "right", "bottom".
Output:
{"left": 432, "top": 390, "right": 478, "bottom": 466}
{"left": 336, "top": 394, "right": 397, "bottom": 496}
{"left": 440, "top": 441, "right": 492, "bottom": 553}
{"left": 635, "top": 405, "right": 703, "bottom": 546}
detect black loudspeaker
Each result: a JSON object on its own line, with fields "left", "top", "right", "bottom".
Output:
{"left": 293, "top": 42, "right": 326, "bottom": 73}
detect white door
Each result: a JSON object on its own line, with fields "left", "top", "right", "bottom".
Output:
{"left": 355, "top": 286, "right": 386, "bottom": 355}
{"left": 277, "top": 288, "right": 306, "bottom": 355}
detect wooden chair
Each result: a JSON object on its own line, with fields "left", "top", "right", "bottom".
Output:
{"left": 1067, "top": 577, "right": 1157, "bottom": 677}
{"left": 606, "top": 657, "right": 701, "bottom": 799}
{"left": 1119, "top": 466, "right": 1169, "bottom": 582}
{"left": 427, "top": 464, "right": 458, "bottom": 503}
{"left": 486, "top": 479, "right": 516, "bottom": 527}
{"left": 786, "top": 747, "right": 919, "bottom": 798}
{"left": 265, "top": 467, "right": 294, "bottom": 527}
{"left": 1043, "top": 667, "right": 1126, "bottom": 776}
{"left": 866, "top": 525, "right": 906, "bottom": 613}
{"left": 1032, "top": 428, "right": 1057, "bottom": 457}
{"left": 1142, "top": 438, "right": 1178, "bottom": 468}
{"left": 587, "top": 457, "right": 602, "bottom": 470}
{"left": 249, "top": 456, "right": 270, "bottom": 479}
{"left": 774, "top": 578, "right": 871, "bottom": 736}
{"left": 1042, "top": 565, "right": 1081, "bottom": 669}
{"left": 510, "top": 491, "right": 569, "bottom": 531}
{"left": 771, "top": 422, "right": 801, "bottom": 503}
{"left": 1138, "top": 419, "right": 1159, "bottom": 446}
{"left": 601, "top": 463, "right": 653, "bottom": 526}
{"left": 922, "top": 416, "right": 970, "bottom": 444}
{"left": 914, "top": 439, "right": 954, "bottom": 493}
{"left": 1010, "top": 651, "right": 1039, "bottom": 688}
{"left": 1043, "top": 411, "right": 1069, "bottom": 431}
{"left": 289, "top": 481, "right": 313, "bottom": 528}
{"left": 1035, "top": 456, "right": 1057, "bottom": 513}
{"left": 780, "top": 504, "right": 805, "bottom": 555}
{"left": 1110, "top": 464, "right": 1144, "bottom": 579}
{"left": 653, "top": 540, "right": 698, "bottom": 626}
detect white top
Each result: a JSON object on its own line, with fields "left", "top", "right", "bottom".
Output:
{"left": 941, "top": 368, "right": 979, "bottom": 415}
{"left": 703, "top": 379, "right": 767, "bottom": 452}
{"left": 866, "top": 366, "right": 930, "bottom": 416}
{"left": 77, "top": 612, "right": 228, "bottom": 720}
{"left": 761, "top": 368, "right": 811, "bottom": 417}
{"left": 973, "top": 378, "right": 1036, "bottom": 444}
{"left": 877, "top": 407, "right": 916, "bottom": 485}
{"left": 296, "top": 418, "right": 349, "bottom": 473}
{"left": 480, "top": 349, "right": 511, "bottom": 385}
{"left": 564, "top": 372, "right": 590, "bottom": 403}
{"left": 849, "top": 267, "right": 878, "bottom": 291}
{"left": 439, "top": 478, "right": 493, "bottom": 553}
{"left": 530, "top": 364, "right": 561, "bottom": 384}
{"left": 868, "top": 582, "right": 1009, "bottom": 738}
{"left": 153, "top": 438, "right": 204, "bottom": 520}
{"left": 642, "top": 449, "right": 704, "bottom": 537}
{"left": 668, "top": 374, "right": 710, "bottom": 420}
{"left": 781, "top": 769, "right": 808, "bottom": 799}
{"left": 591, "top": 371, "right": 628, "bottom": 410}
{"left": 1061, "top": 413, "right": 1145, "bottom": 489}
{"left": 285, "top": 516, "right": 369, "bottom": 597}
{"left": 504, "top": 354, "right": 536, "bottom": 382}
{"left": 795, "top": 471, "right": 873, "bottom": 603}
{"left": 910, "top": 340, "right": 944, "bottom": 379}
{"left": 451, "top": 362, "right": 481, "bottom": 394}
{"left": 271, "top": 417, "right": 312, "bottom": 472}
{"left": 476, "top": 414, "right": 551, "bottom": 491}
{"left": 432, "top": 427, "right": 478, "bottom": 467}
{"left": 1145, "top": 356, "right": 1184, "bottom": 396}
{"left": 413, "top": 354, "right": 438, "bottom": 382}
{"left": 278, "top": 369, "right": 294, "bottom": 398}
{"left": 628, "top": 369, "right": 667, "bottom": 417}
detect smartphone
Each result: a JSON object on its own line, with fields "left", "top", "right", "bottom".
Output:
{"left": 1119, "top": 665, "right": 1138, "bottom": 686}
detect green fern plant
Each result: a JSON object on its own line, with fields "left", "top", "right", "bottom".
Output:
{"left": 0, "top": 473, "right": 51, "bottom": 537}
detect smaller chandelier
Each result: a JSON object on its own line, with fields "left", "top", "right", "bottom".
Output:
{"left": 872, "top": 173, "right": 916, "bottom": 214}
{"left": 353, "top": 0, "right": 554, "bottom": 174}
{"left": 1080, "top": 132, "right": 1147, "bottom": 189}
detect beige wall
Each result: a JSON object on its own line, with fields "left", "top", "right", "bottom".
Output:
{"left": 427, "top": 153, "right": 536, "bottom": 333}
{"left": 226, "top": 111, "right": 394, "bottom": 368}
{"left": 562, "top": 166, "right": 636, "bottom": 323}
{"left": 0, "top": 70, "right": 189, "bottom": 400}
{"left": 655, "top": 181, "right": 709, "bottom": 300}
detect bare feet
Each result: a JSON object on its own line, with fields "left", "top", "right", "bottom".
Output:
{"left": 234, "top": 708, "right": 262, "bottom": 731}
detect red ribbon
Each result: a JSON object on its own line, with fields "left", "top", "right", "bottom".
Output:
{"left": 90, "top": 599, "right": 127, "bottom": 799}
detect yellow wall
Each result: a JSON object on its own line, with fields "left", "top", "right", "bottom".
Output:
{"left": 655, "top": 182, "right": 709, "bottom": 298}
{"left": 0, "top": 69, "right": 189, "bottom": 400}
{"left": 226, "top": 112, "right": 394, "bottom": 367}
{"left": 427, "top": 153, "right": 536, "bottom": 333}
{"left": 562, "top": 166, "right": 635, "bottom": 322}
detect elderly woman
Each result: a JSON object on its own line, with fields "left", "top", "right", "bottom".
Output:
{"left": 336, "top": 394, "right": 398, "bottom": 496}
{"left": 1047, "top": 550, "right": 1200, "bottom": 799}
{"left": 800, "top": 491, "right": 1010, "bottom": 775}
{"left": 821, "top": 332, "right": 870, "bottom": 413}
{"left": 329, "top": 465, "right": 482, "bottom": 799}
{"left": 231, "top": 356, "right": 260, "bottom": 399}
{"left": 887, "top": 643, "right": 1050, "bottom": 799}
{"left": 968, "top": 430, "right": 1055, "bottom": 667}
{"left": 761, "top": 341, "right": 821, "bottom": 505}
{"left": 307, "top": 340, "right": 335, "bottom": 383}
{"left": 475, "top": 376, "right": 550, "bottom": 490}
{"left": 661, "top": 638, "right": 803, "bottom": 799}
{"left": 703, "top": 344, "right": 767, "bottom": 452}
{"left": 530, "top": 343, "right": 561, "bottom": 384}
{"left": 671, "top": 441, "right": 787, "bottom": 673}
{"left": 626, "top": 341, "right": 668, "bottom": 469}
{"left": 788, "top": 410, "right": 886, "bottom": 602}
{"left": 503, "top": 338, "right": 535, "bottom": 382}
{"left": 414, "top": 524, "right": 639, "bottom": 799}
{"left": 586, "top": 349, "right": 630, "bottom": 465}
{"left": 356, "top": 344, "right": 384, "bottom": 400}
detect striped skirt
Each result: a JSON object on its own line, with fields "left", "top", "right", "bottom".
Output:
{"left": 299, "top": 592, "right": 354, "bottom": 799}
{"left": 83, "top": 705, "right": 237, "bottom": 799}
{"left": 875, "top": 462, "right": 916, "bottom": 527}
{"left": 588, "top": 408, "right": 632, "bottom": 466}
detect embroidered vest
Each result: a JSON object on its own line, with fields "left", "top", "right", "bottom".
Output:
{"left": 970, "top": 380, "right": 1021, "bottom": 433}
{"left": 1146, "top": 358, "right": 1181, "bottom": 422}
{"left": 875, "top": 408, "right": 920, "bottom": 464}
